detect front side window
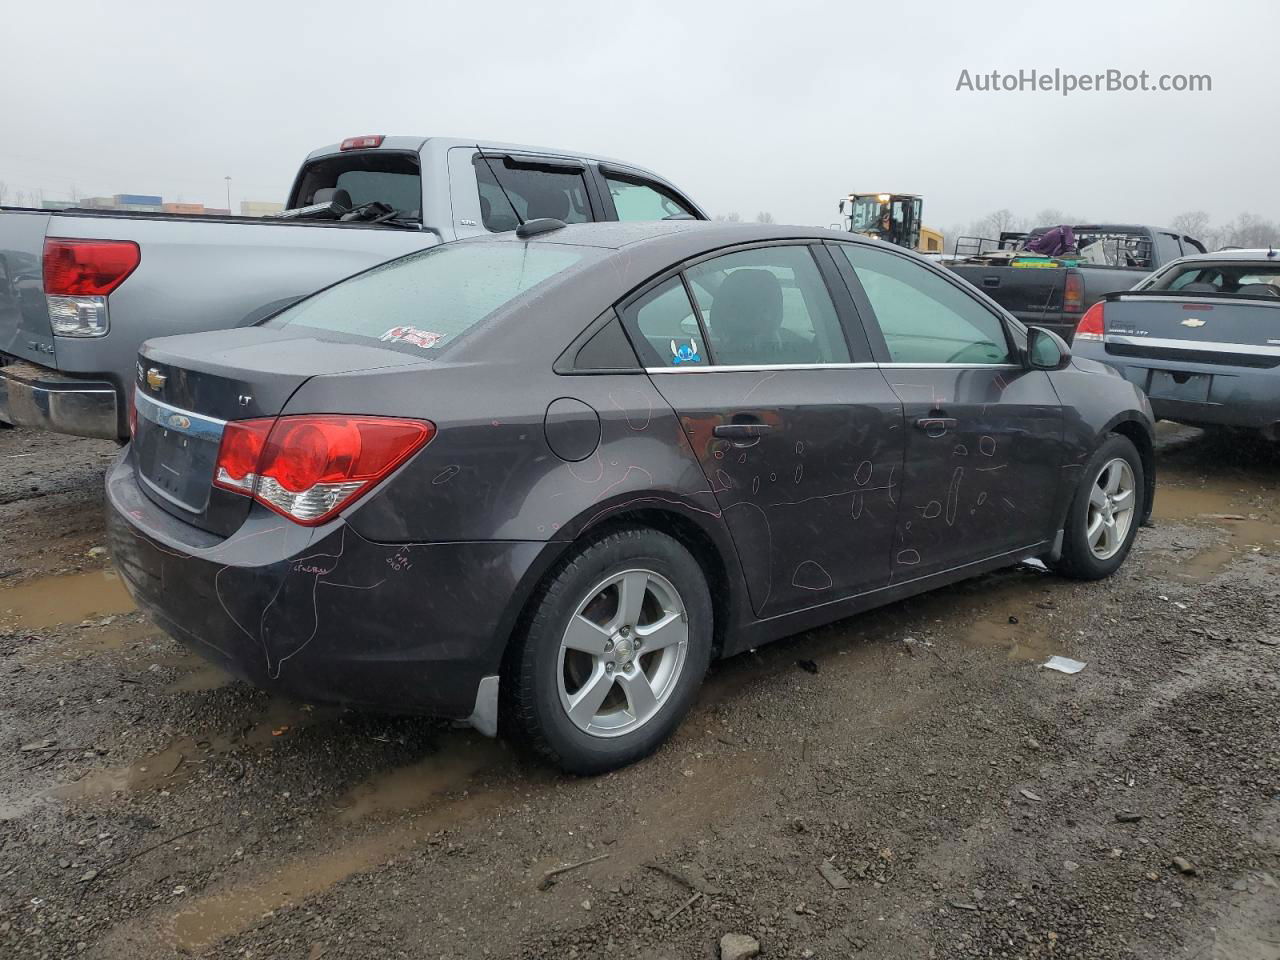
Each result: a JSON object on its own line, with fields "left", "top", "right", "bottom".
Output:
{"left": 474, "top": 157, "right": 592, "bottom": 231}
{"left": 606, "top": 176, "right": 695, "bottom": 221}
{"left": 838, "top": 244, "right": 1012, "bottom": 365}
{"left": 621, "top": 277, "right": 707, "bottom": 368}
{"left": 270, "top": 242, "right": 594, "bottom": 352}
{"left": 684, "top": 246, "right": 850, "bottom": 366}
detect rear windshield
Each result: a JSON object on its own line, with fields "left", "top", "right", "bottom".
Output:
{"left": 291, "top": 152, "right": 422, "bottom": 219}
{"left": 268, "top": 241, "right": 594, "bottom": 351}
{"left": 1150, "top": 261, "right": 1280, "bottom": 296}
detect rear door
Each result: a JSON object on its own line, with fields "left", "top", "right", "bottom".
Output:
{"left": 619, "top": 242, "right": 904, "bottom": 618}
{"left": 832, "top": 242, "right": 1065, "bottom": 580}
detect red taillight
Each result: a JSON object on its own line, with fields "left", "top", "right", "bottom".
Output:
{"left": 213, "top": 419, "right": 273, "bottom": 494}
{"left": 213, "top": 415, "right": 434, "bottom": 525}
{"left": 43, "top": 238, "right": 140, "bottom": 295}
{"left": 1063, "top": 272, "right": 1084, "bottom": 313}
{"left": 1075, "top": 301, "right": 1104, "bottom": 341}
{"left": 340, "top": 135, "right": 385, "bottom": 151}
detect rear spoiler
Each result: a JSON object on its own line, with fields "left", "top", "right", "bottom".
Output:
{"left": 1103, "top": 290, "right": 1280, "bottom": 305}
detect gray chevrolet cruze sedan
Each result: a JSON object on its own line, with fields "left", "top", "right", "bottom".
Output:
{"left": 108, "top": 222, "right": 1155, "bottom": 773}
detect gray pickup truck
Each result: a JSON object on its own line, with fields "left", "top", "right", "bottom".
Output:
{"left": 947, "top": 224, "right": 1206, "bottom": 342}
{"left": 0, "top": 136, "right": 706, "bottom": 441}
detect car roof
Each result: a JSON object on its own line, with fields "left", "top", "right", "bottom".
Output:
{"left": 1170, "top": 248, "right": 1280, "bottom": 263}
{"left": 486, "top": 220, "right": 866, "bottom": 252}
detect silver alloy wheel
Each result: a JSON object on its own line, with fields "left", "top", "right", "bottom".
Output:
{"left": 1086, "top": 457, "right": 1137, "bottom": 560}
{"left": 557, "top": 568, "right": 689, "bottom": 738}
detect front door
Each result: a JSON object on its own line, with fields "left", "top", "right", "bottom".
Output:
{"left": 831, "top": 241, "right": 1065, "bottom": 581}
{"left": 619, "top": 243, "right": 904, "bottom": 618}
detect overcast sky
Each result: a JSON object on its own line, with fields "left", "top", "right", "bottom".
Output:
{"left": 2, "top": 0, "right": 1274, "bottom": 231}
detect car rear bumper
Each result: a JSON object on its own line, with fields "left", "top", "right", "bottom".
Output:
{"left": 0, "top": 359, "right": 119, "bottom": 440}
{"left": 105, "top": 449, "right": 551, "bottom": 726}
{"left": 1073, "top": 343, "right": 1280, "bottom": 430}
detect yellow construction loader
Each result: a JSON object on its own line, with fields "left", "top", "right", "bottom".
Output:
{"left": 838, "top": 193, "right": 944, "bottom": 253}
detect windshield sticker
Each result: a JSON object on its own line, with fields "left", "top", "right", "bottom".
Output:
{"left": 670, "top": 338, "right": 702, "bottom": 365}
{"left": 380, "top": 326, "right": 445, "bottom": 349}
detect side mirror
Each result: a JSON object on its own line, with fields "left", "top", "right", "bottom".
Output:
{"left": 1027, "top": 325, "right": 1072, "bottom": 370}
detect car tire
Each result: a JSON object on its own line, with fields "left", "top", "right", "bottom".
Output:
{"left": 505, "top": 526, "right": 713, "bottom": 775}
{"left": 1053, "top": 433, "right": 1145, "bottom": 581}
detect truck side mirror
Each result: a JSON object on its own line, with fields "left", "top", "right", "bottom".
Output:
{"left": 1026, "top": 325, "right": 1072, "bottom": 370}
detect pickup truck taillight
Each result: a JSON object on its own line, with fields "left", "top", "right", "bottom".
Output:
{"left": 213, "top": 415, "right": 435, "bottom": 525}
{"left": 1075, "top": 302, "right": 1104, "bottom": 341}
{"left": 42, "top": 238, "right": 141, "bottom": 338}
{"left": 1063, "top": 272, "right": 1084, "bottom": 313}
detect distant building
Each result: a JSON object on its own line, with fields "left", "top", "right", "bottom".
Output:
{"left": 40, "top": 200, "right": 77, "bottom": 211}
{"left": 241, "top": 200, "right": 285, "bottom": 218}
{"left": 202, "top": 208, "right": 232, "bottom": 216}
{"left": 163, "top": 202, "right": 206, "bottom": 215}
{"left": 115, "top": 193, "right": 162, "bottom": 206}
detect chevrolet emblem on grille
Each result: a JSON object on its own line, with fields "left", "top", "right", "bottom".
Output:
{"left": 1181, "top": 318, "right": 1206, "bottom": 328}
{"left": 146, "top": 367, "right": 167, "bottom": 390}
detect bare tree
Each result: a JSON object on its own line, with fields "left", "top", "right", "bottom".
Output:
{"left": 971, "top": 208, "right": 1025, "bottom": 238}
{"left": 754, "top": 211, "right": 774, "bottom": 224}
{"left": 1170, "top": 210, "right": 1211, "bottom": 242}
{"left": 714, "top": 212, "right": 742, "bottom": 223}
{"left": 1222, "top": 212, "right": 1280, "bottom": 249}
{"left": 0, "top": 181, "right": 7, "bottom": 205}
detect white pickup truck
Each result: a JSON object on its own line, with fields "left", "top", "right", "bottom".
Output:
{"left": 0, "top": 135, "right": 706, "bottom": 440}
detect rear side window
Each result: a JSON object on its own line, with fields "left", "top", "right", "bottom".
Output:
{"left": 838, "top": 244, "right": 1012, "bottom": 365}
{"left": 271, "top": 242, "right": 593, "bottom": 351}
{"left": 624, "top": 278, "right": 707, "bottom": 367}
{"left": 606, "top": 176, "right": 696, "bottom": 221}
{"left": 474, "top": 157, "right": 592, "bottom": 231}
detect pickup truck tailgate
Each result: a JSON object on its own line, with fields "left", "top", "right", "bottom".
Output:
{"left": 950, "top": 263, "right": 1066, "bottom": 318}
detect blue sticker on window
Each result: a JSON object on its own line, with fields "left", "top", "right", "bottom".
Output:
{"left": 670, "top": 338, "right": 702, "bottom": 365}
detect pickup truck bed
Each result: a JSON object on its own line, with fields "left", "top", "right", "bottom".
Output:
{"left": 946, "top": 225, "right": 1206, "bottom": 342}
{"left": 0, "top": 135, "right": 706, "bottom": 440}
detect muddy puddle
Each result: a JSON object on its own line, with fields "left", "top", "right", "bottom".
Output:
{"left": 0, "top": 567, "right": 135, "bottom": 630}
{"left": 335, "top": 732, "right": 510, "bottom": 821}
{"left": 1151, "top": 472, "right": 1280, "bottom": 582}
{"left": 19, "top": 618, "right": 160, "bottom": 664}
{"left": 166, "top": 733, "right": 519, "bottom": 952}
{"left": 51, "top": 700, "right": 313, "bottom": 804}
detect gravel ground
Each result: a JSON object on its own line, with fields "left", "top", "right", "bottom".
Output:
{"left": 1, "top": 425, "right": 1277, "bottom": 960}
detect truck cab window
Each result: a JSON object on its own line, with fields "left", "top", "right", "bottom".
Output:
{"left": 292, "top": 152, "right": 422, "bottom": 219}
{"left": 605, "top": 176, "right": 695, "bottom": 221}
{"left": 474, "top": 157, "right": 592, "bottom": 231}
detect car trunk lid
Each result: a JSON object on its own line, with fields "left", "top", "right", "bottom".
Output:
{"left": 132, "top": 328, "right": 429, "bottom": 536}
{"left": 1101, "top": 292, "right": 1280, "bottom": 368}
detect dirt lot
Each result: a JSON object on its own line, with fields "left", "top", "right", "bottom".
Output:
{"left": 1, "top": 425, "right": 1278, "bottom": 960}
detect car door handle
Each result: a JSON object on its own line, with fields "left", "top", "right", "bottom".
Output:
{"left": 915, "top": 417, "right": 957, "bottom": 433}
{"left": 714, "top": 423, "right": 772, "bottom": 445}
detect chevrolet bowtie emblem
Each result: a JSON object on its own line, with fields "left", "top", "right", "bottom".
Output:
{"left": 1181, "top": 318, "right": 1206, "bottom": 328}
{"left": 146, "top": 367, "right": 167, "bottom": 390}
